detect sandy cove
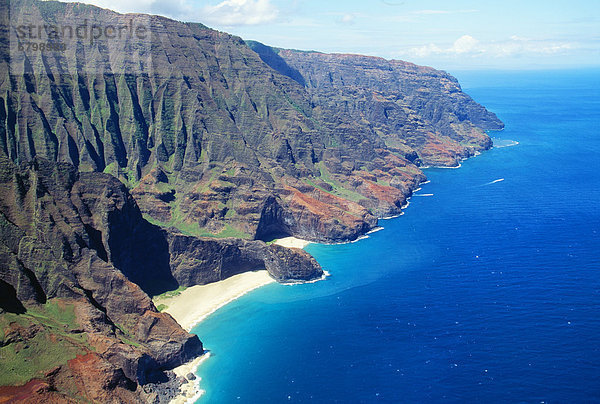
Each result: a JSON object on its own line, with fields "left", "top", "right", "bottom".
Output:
{"left": 154, "top": 236, "right": 311, "bottom": 403}
{"left": 156, "top": 270, "right": 275, "bottom": 403}
{"left": 272, "top": 236, "right": 312, "bottom": 249}
{"left": 154, "top": 237, "right": 310, "bottom": 331}
{"left": 154, "top": 270, "right": 276, "bottom": 332}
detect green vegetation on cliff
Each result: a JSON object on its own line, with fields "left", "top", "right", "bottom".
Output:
{"left": 2, "top": 0, "right": 502, "bottom": 244}
{"left": 0, "top": 0, "right": 503, "bottom": 401}
{"left": 0, "top": 300, "right": 89, "bottom": 386}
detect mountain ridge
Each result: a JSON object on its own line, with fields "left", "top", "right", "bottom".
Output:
{"left": 3, "top": 0, "right": 502, "bottom": 244}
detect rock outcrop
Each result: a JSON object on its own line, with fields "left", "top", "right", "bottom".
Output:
{"left": 0, "top": 156, "right": 199, "bottom": 401}
{"left": 167, "top": 234, "right": 322, "bottom": 286}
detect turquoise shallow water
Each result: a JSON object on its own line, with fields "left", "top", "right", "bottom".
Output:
{"left": 192, "top": 69, "right": 600, "bottom": 403}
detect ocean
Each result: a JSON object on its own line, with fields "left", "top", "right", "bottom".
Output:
{"left": 192, "top": 69, "right": 600, "bottom": 403}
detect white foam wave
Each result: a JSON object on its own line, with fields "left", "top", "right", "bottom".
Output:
{"left": 366, "top": 227, "right": 384, "bottom": 235}
{"left": 171, "top": 354, "right": 210, "bottom": 404}
{"left": 493, "top": 139, "right": 519, "bottom": 148}
{"left": 281, "top": 270, "right": 331, "bottom": 285}
{"left": 381, "top": 213, "right": 404, "bottom": 220}
{"left": 434, "top": 163, "right": 462, "bottom": 169}
{"left": 351, "top": 234, "right": 370, "bottom": 243}
{"left": 321, "top": 234, "right": 371, "bottom": 246}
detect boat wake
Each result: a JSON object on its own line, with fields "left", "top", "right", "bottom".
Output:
{"left": 480, "top": 178, "right": 505, "bottom": 186}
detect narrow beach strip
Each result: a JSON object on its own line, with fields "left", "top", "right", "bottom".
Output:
{"left": 273, "top": 236, "right": 312, "bottom": 249}
{"left": 154, "top": 270, "right": 276, "bottom": 332}
{"left": 160, "top": 271, "right": 276, "bottom": 404}
{"left": 158, "top": 236, "right": 311, "bottom": 403}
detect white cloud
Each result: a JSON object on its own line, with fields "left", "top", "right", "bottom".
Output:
{"left": 201, "top": 0, "right": 279, "bottom": 26}
{"left": 321, "top": 11, "right": 362, "bottom": 25}
{"left": 60, "top": 0, "right": 279, "bottom": 26}
{"left": 405, "top": 35, "right": 577, "bottom": 59}
{"left": 66, "top": 0, "right": 190, "bottom": 18}
{"left": 340, "top": 14, "right": 356, "bottom": 24}
{"left": 411, "top": 43, "right": 443, "bottom": 57}
{"left": 450, "top": 35, "right": 479, "bottom": 54}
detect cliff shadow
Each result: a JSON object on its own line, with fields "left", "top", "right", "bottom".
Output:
{"left": 108, "top": 219, "right": 179, "bottom": 297}
{"left": 246, "top": 41, "right": 307, "bottom": 87}
{"left": 254, "top": 196, "right": 293, "bottom": 242}
{"left": 0, "top": 280, "right": 26, "bottom": 314}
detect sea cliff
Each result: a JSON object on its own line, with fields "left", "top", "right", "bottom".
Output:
{"left": 0, "top": 0, "right": 502, "bottom": 401}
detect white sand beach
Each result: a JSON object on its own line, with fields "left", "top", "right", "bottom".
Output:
{"left": 154, "top": 270, "right": 276, "bottom": 332}
{"left": 159, "top": 237, "right": 311, "bottom": 403}
{"left": 273, "top": 236, "right": 312, "bottom": 249}
{"left": 158, "top": 271, "right": 276, "bottom": 404}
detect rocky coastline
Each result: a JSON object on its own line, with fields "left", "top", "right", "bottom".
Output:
{"left": 1, "top": 0, "right": 502, "bottom": 401}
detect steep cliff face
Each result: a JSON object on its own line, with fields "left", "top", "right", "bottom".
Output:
{"left": 0, "top": 157, "right": 204, "bottom": 400}
{"left": 3, "top": 0, "right": 502, "bottom": 244}
{"left": 1, "top": 0, "right": 504, "bottom": 399}
{"left": 265, "top": 48, "right": 502, "bottom": 166}
{"left": 167, "top": 234, "right": 322, "bottom": 286}
{"left": 0, "top": 156, "right": 201, "bottom": 401}
{"left": 0, "top": 156, "right": 322, "bottom": 401}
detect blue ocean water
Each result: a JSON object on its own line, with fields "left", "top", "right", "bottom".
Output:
{"left": 193, "top": 69, "right": 600, "bottom": 403}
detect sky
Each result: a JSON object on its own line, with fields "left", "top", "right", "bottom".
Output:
{"left": 63, "top": 0, "right": 599, "bottom": 71}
